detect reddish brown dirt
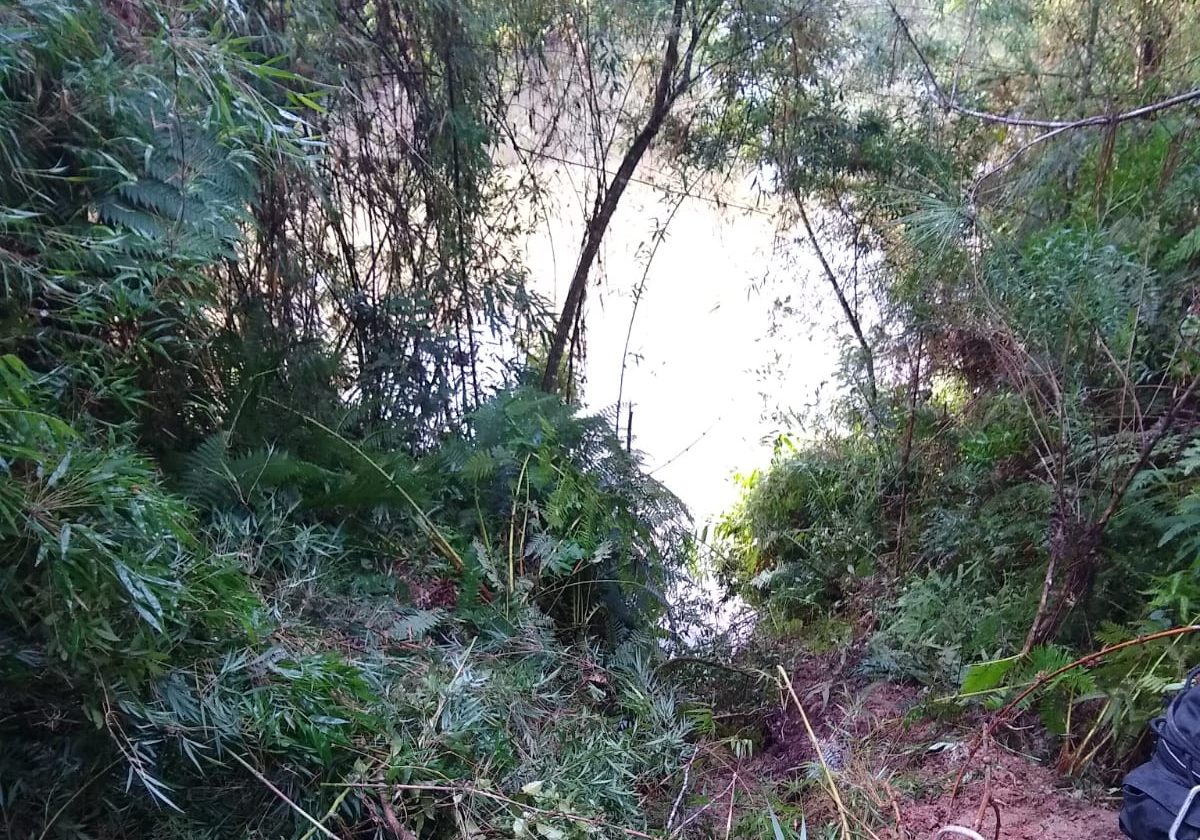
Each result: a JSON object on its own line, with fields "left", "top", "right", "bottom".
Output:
{"left": 748, "top": 650, "right": 1124, "bottom": 840}
{"left": 901, "top": 747, "right": 1122, "bottom": 840}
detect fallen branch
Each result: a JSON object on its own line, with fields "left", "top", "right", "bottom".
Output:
{"left": 776, "top": 666, "right": 852, "bottom": 840}
{"left": 666, "top": 747, "right": 699, "bottom": 832}
{"left": 669, "top": 774, "right": 736, "bottom": 839}
{"left": 884, "top": 0, "right": 1200, "bottom": 183}
{"left": 723, "top": 771, "right": 738, "bottom": 840}
{"left": 886, "top": 0, "right": 1200, "bottom": 131}
{"left": 993, "top": 625, "right": 1200, "bottom": 736}
{"left": 330, "top": 782, "right": 657, "bottom": 840}
{"left": 656, "top": 655, "right": 758, "bottom": 678}
{"left": 228, "top": 751, "right": 344, "bottom": 840}
{"left": 952, "top": 624, "right": 1200, "bottom": 799}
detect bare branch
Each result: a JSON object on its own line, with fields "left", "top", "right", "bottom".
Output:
{"left": 886, "top": 0, "right": 1200, "bottom": 136}
{"left": 541, "top": 0, "right": 696, "bottom": 392}
{"left": 793, "top": 194, "right": 879, "bottom": 421}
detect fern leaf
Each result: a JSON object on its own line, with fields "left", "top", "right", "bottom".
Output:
{"left": 388, "top": 609, "right": 445, "bottom": 642}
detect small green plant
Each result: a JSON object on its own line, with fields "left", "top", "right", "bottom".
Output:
{"left": 865, "top": 564, "right": 1040, "bottom": 685}
{"left": 715, "top": 438, "right": 883, "bottom": 612}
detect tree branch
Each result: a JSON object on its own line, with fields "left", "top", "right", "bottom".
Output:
{"left": 1097, "top": 371, "right": 1200, "bottom": 530}
{"left": 540, "top": 0, "right": 692, "bottom": 393}
{"left": 794, "top": 195, "right": 879, "bottom": 420}
{"left": 887, "top": 0, "right": 1200, "bottom": 130}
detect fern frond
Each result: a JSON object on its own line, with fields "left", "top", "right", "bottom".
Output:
{"left": 387, "top": 608, "right": 445, "bottom": 642}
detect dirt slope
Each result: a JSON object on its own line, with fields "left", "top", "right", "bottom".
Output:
{"left": 753, "top": 650, "right": 1124, "bottom": 839}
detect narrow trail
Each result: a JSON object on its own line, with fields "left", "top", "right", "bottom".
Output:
{"left": 684, "top": 642, "right": 1124, "bottom": 840}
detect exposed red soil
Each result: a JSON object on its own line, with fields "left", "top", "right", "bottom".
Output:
{"left": 748, "top": 648, "right": 1124, "bottom": 840}
{"left": 901, "top": 747, "right": 1122, "bottom": 840}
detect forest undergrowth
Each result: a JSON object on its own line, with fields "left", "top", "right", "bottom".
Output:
{"left": 4, "top": 0, "right": 1200, "bottom": 837}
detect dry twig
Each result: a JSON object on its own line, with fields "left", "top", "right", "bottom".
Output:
{"left": 776, "top": 666, "right": 852, "bottom": 840}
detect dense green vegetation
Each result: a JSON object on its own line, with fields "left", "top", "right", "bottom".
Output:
{"left": 3, "top": 0, "right": 1200, "bottom": 836}
{"left": 0, "top": 1, "right": 699, "bottom": 835}
{"left": 712, "top": 0, "right": 1200, "bottom": 781}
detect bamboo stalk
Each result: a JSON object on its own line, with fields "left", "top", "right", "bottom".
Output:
{"left": 776, "top": 666, "right": 851, "bottom": 840}
{"left": 228, "top": 751, "right": 344, "bottom": 840}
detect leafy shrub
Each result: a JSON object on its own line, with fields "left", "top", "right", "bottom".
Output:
{"left": 0, "top": 0, "right": 306, "bottom": 440}
{"left": 0, "top": 354, "right": 263, "bottom": 818}
{"left": 715, "top": 437, "right": 882, "bottom": 611}
{"left": 0, "top": 355, "right": 253, "bottom": 678}
{"left": 431, "top": 389, "right": 693, "bottom": 640}
{"left": 865, "top": 563, "right": 1040, "bottom": 685}
{"left": 0, "top": 355, "right": 700, "bottom": 837}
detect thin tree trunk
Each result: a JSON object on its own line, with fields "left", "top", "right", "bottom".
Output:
{"left": 894, "top": 332, "right": 923, "bottom": 568}
{"left": 444, "top": 22, "right": 481, "bottom": 410}
{"left": 794, "top": 196, "right": 879, "bottom": 421}
{"left": 1079, "top": 0, "right": 1101, "bottom": 104}
{"left": 1024, "top": 509, "right": 1101, "bottom": 652}
{"left": 540, "top": 0, "right": 690, "bottom": 393}
{"left": 1024, "top": 372, "right": 1200, "bottom": 649}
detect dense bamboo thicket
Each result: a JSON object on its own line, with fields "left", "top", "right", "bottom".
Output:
{"left": 4, "top": 0, "right": 1200, "bottom": 836}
